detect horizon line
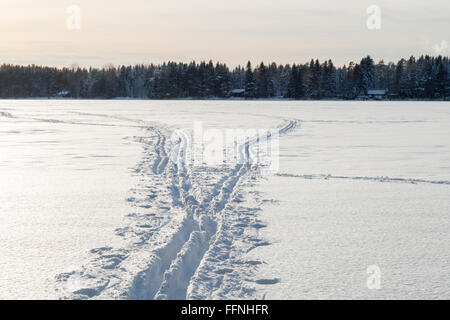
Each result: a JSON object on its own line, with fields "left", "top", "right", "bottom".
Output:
{"left": 2, "top": 54, "right": 449, "bottom": 70}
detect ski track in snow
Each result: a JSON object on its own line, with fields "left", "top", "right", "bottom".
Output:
{"left": 276, "top": 173, "right": 450, "bottom": 185}
{"left": 55, "top": 118, "right": 300, "bottom": 300}
{"left": 1, "top": 110, "right": 144, "bottom": 128}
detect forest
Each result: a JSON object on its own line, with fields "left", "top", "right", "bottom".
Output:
{"left": 0, "top": 55, "right": 448, "bottom": 100}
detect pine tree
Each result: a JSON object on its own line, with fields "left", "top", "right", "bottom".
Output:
{"left": 244, "top": 61, "right": 256, "bottom": 99}
{"left": 436, "top": 59, "right": 449, "bottom": 99}
{"left": 360, "top": 55, "right": 376, "bottom": 94}
{"left": 286, "top": 65, "right": 304, "bottom": 99}
{"left": 308, "top": 59, "right": 322, "bottom": 98}
{"left": 321, "top": 60, "right": 336, "bottom": 98}
{"left": 395, "top": 59, "right": 409, "bottom": 98}
{"left": 255, "top": 62, "right": 269, "bottom": 98}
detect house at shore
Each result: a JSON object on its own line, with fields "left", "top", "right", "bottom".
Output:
{"left": 230, "top": 89, "right": 245, "bottom": 98}
{"left": 56, "top": 90, "right": 70, "bottom": 98}
{"left": 367, "top": 89, "right": 387, "bottom": 100}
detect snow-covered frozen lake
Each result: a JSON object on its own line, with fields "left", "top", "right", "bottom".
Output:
{"left": 0, "top": 100, "right": 449, "bottom": 299}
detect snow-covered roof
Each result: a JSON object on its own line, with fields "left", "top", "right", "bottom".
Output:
{"left": 57, "top": 90, "right": 70, "bottom": 96}
{"left": 367, "top": 89, "right": 386, "bottom": 95}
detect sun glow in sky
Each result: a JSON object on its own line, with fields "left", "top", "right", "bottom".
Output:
{"left": 0, "top": 0, "right": 449, "bottom": 67}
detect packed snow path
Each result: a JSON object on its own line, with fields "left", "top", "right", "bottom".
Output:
{"left": 56, "top": 119, "right": 299, "bottom": 300}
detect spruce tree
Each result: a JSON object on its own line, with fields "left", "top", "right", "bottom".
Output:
{"left": 244, "top": 61, "right": 256, "bottom": 98}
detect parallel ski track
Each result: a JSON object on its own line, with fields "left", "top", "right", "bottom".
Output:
{"left": 130, "top": 120, "right": 299, "bottom": 300}
{"left": 56, "top": 118, "right": 299, "bottom": 300}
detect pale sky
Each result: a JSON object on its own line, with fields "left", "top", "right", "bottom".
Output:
{"left": 0, "top": 0, "right": 449, "bottom": 67}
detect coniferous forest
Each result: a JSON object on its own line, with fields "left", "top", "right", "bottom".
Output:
{"left": 0, "top": 55, "right": 448, "bottom": 100}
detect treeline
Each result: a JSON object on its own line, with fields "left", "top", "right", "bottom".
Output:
{"left": 0, "top": 55, "right": 448, "bottom": 99}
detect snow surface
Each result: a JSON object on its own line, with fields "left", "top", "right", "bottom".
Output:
{"left": 0, "top": 100, "right": 449, "bottom": 299}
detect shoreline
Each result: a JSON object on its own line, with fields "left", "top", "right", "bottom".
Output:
{"left": 0, "top": 97, "right": 448, "bottom": 102}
